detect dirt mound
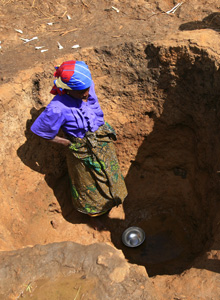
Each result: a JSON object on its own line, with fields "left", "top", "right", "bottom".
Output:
{"left": 0, "top": 242, "right": 157, "bottom": 300}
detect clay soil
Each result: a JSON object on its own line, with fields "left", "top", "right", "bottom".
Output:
{"left": 1, "top": 0, "right": 220, "bottom": 299}
{"left": 1, "top": 0, "right": 219, "bottom": 81}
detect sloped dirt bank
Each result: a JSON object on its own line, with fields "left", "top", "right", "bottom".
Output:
{"left": 1, "top": 32, "right": 220, "bottom": 299}
{"left": 0, "top": 242, "right": 157, "bottom": 300}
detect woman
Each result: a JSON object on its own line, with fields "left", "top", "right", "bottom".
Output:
{"left": 31, "top": 60, "right": 127, "bottom": 219}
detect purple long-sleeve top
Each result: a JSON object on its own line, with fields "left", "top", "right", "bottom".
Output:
{"left": 31, "top": 81, "right": 105, "bottom": 139}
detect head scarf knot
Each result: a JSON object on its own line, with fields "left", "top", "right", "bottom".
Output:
{"left": 50, "top": 60, "right": 92, "bottom": 95}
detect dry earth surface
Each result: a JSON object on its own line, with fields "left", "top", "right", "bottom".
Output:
{"left": 1, "top": 0, "right": 220, "bottom": 299}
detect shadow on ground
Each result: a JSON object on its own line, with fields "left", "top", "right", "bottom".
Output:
{"left": 179, "top": 12, "right": 220, "bottom": 32}
{"left": 17, "top": 107, "right": 93, "bottom": 227}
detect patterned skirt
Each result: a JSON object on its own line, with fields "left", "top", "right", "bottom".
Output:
{"left": 66, "top": 123, "right": 127, "bottom": 216}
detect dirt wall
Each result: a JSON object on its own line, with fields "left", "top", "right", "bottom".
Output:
{"left": 1, "top": 30, "right": 220, "bottom": 299}
{"left": 1, "top": 32, "right": 220, "bottom": 249}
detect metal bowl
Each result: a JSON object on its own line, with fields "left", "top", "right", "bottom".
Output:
{"left": 122, "top": 226, "right": 145, "bottom": 248}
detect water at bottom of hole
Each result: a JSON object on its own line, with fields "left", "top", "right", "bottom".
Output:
{"left": 20, "top": 274, "right": 97, "bottom": 300}
{"left": 122, "top": 213, "right": 195, "bottom": 276}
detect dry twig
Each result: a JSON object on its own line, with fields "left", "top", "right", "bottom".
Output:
{"left": 32, "top": 6, "right": 53, "bottom": 18}
{"left": 81, "top": 0, "right": 88, "bottom": 8}
{"left": 166, "top": 2, "right": 183, "bottom": 14}
{"left": 33, "top": 16, "right": 55, "bottom": 22}
{"left": 74, "top": 287, "right": 81, "bottom": 300}
{"left": 49, "top": 29, "right": 64, "bottom": 32}
{"left": 60, "top": 10, "right": 67, "bottom": 18}
{"left": 60, "top": 28, "right": 78, "bottom": 36}
{"left": 1, "top": 0, "right": 14, "bottom": 4}
{"left": 32, "top": 0, "right": 36, "bottom": 8}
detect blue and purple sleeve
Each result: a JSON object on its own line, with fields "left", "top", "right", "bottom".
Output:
{"left": 31, "top": 106, "right": 65, "bottom": 139}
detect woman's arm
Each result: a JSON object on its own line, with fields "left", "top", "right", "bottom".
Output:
{"left": 49, "top": 136, "right": 71, "bottom": 147}
{"left": 31, "top": 105, "right": 70, "bottom": 146}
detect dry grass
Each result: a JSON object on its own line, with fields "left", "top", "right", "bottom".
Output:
{"left": 0, "top": 0, "right": 15, "bottom": 5}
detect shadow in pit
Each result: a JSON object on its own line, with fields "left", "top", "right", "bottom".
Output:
{"left": 179, "top": 12, "right": 220, "bottom": 32}
{"left": 109, "top": 122, "right": 199, "bottom": 277}
{"left": 110, "top": 44, "right": 220, "bottom": 277}
{"left": 17, "top": 107, "right": 96, "bottom": 227}
{"left": 111, "top": 124, "right": 220, "bottom": 276}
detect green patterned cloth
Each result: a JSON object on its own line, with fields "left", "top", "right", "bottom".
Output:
{"left": 66, "top": 123, "right": 127, "bottom": 215}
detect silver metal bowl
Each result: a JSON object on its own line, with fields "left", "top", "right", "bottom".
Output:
{"left": 122, "top": 226, "right": 145, "bottom": 248}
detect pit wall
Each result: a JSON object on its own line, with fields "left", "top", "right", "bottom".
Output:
{"left": 0, "top": 37, "right": 220, "bottom": 252}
